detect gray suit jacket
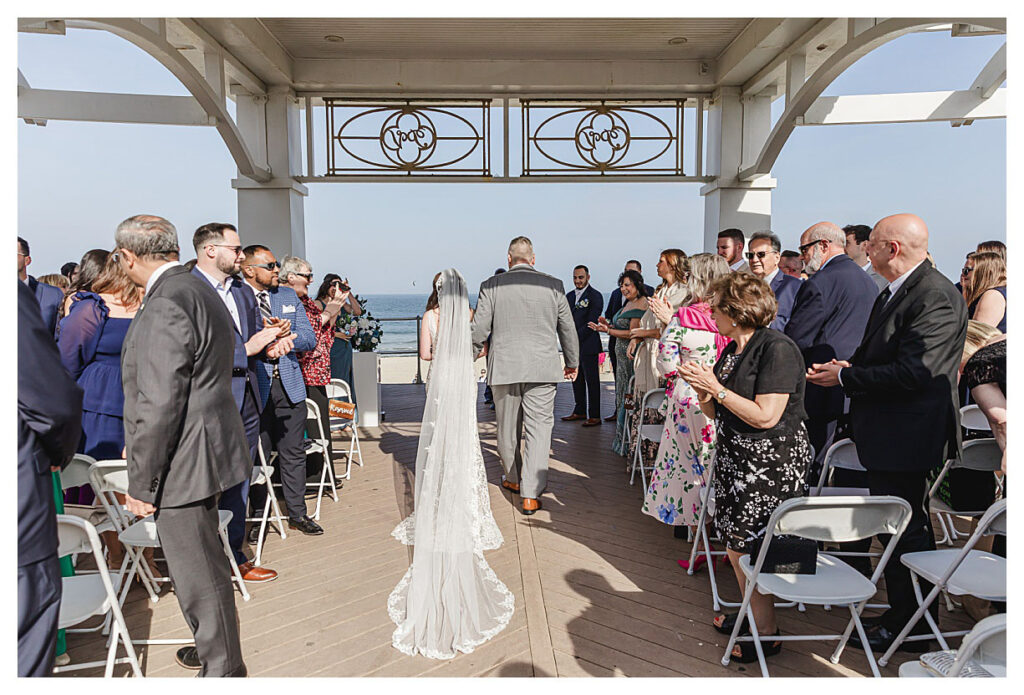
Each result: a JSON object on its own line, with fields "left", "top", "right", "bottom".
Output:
{"left": 472, "top": 265, "right": 579, "bottom": 386}
{"left": 121, "top": 265, "right": 250, "bottom": 508}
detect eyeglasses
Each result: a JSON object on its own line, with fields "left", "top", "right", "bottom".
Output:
{"left": 208, "top": 244, "right": 243, "bottom": 256}
{"left": 744, "top": 251, "right": 771, "bottom": 260}
{"left": 248, "top": 261, "right": 280, "bottom": 270}
{"left": 798, "top": 239, "right": 824, "bottom": 254}
{"left": 293, "top": 272, "right": 314, "bottom": 280}
{"left": 961, "top": 267, "right": 974, "bottom": 276}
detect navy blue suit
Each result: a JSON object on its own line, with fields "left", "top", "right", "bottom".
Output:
{"left": 784, "top": 254, "right": 878, "bottom": 464}
{"left": 27, "top": 276, "right": 64, "bottom": 338}
{"left": 567, "top": 285, "right": 604, "bottom": 418}
{"left": 768, "top": 271, "right": 802, "bottom": 332}
{"left": 18, "top": 281, "right": 83, "bottom": 676}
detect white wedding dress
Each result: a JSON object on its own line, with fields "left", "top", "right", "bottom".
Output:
{"left": 388, "top": 268, "right": 515, "bottom": 659}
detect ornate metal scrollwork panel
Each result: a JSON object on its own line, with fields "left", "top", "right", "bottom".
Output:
{"left": 325, "top": 99, "right": 490, "bottom": 176}
{"left": 523, "top": 100, "right": 684, "bottom": 176}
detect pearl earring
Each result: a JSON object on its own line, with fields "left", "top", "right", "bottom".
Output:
{"left": 731, "top": 322, "right": 737, "bottom": 327}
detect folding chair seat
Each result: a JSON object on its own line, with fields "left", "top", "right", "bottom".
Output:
{"left": 245, "top": 438, "right": 287, "bottom": 566}
{"left": 722, "top": 495, "right": 913, "bottom": 678}
{"left": 927, "top": 438, "right": 1002, "bottom": 546}
{"left": 812, "top": 438, "right": 870, "bottom": 497}
{"left": 878, "top": 498, "right": 1007, "bottom": 668}
{"left": 53, "top": 515, "right": 142, "bottom": 677}
{"left": 899, "top": 613, "right": 1006, "bottom": 678}
{"left": 630, "top": 388, "right": 666, "bottom": 489}
{"left": 327, "top": 378, "right": 363, "bottom": 479}
{"left": 304, "top": 398, "right": 339, "bottom": 520}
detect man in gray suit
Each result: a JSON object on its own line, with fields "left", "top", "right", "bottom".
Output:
{"left": 116, "top": 215, "right": 250, "bottom": 677}
{"left": 471, "top": 237, "right": 579, "bottom": 515}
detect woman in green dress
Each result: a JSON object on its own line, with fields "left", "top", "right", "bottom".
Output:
{"left": 589, "top": 269, "right": 648, "bottom": 456}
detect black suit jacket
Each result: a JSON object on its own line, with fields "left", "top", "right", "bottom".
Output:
{"left": 843, "top": 263, "right": 967, "bottom": 472}
{"left": 567, "top": 285, "right": 604, "bottom": 355}
{"left": 27, "top": 275, "right": 64, "bottom": 337}
{"left": 121, "top": 265, "right": 250, "bottom": 507}
{"left": 784, "top": 254, "right": 879, "bottom": 420}
{"left": 18, "top": 281, "right": 83, "bottom": 566}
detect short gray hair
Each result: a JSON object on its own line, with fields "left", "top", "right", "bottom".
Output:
{"left": 684, "top": 253, "right": 731, "bottom": 304}
{"left": 115, "top": 215, "right": 180, "bottom": 260}
{"left": 279, "top": 255, "right": 311, "bottom": 282}
{"left": 749, "top": 230, "right": 782, "bottom": 254}
{"left": 508, "top": 236, "right": 534, "bottom": 263}
{"left": 804, "top": 221, "right": 846, "bottom": 248}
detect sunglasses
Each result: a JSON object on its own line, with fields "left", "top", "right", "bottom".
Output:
{"left": 798, "top": 239, "right": 824, "bottom": 254}
{"left": 294, "top": 272, "right": 314, "bottom": 280}
{"left": 744, "top": 251, "right": 772, "bottom": 260}
{"left": 248, "top": 261, "right": 280, "bottom": 270}
{"left": 961, "top": 267, "right": 974, "bottom": 276}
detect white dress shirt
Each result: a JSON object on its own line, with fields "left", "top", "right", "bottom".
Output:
{"left": 196, "top": 265, "right": 242, "bottom": 333}
{"left": 144, "top": 261, "right": 181, "bottom": 295}
{"left": 573, "top": 284, "right": 590, "bottom": 304}
{"left": 882, "top": 260, "right": 925, "bottom": 304}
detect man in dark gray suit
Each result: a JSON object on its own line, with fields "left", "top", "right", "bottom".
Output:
{"left": 471, "top": 237, "right": 579, "bottom": 515}
{"left": 18, "top": 281, "right": 83, "bottom": 676}
{"left": 116, "top": 215, "right": 250, "bottom": 677}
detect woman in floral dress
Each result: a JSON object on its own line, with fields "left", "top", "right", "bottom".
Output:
{"left": 641, "top": 254, "right": 731, "bottom": 530}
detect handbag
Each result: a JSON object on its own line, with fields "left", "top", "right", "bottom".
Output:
{"left": 748, "top": 534, "right": 818, "bottom": 574}
{"left": 328, "top": 399, "right": 356, "bottom": 420}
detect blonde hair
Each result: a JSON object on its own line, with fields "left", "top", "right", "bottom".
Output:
{"left": 962, "top": 320, "right": 1002, "bottom": 366}
{"left": 508, "top": 236, "right": 534, "bottom": 263}
{"left": 684, "top": 253, "right": 731, "bottom": 305}
{"left": 92, "top": 252, "right": 142, "bottom": 310}
{"left": 964, "top": 252, "right": 1007, "bottom": 308}
{"left": 38, "top": 273, "right": 69, "bottom": 290}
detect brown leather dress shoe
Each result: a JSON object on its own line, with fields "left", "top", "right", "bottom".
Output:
{"left": 582, "top": 418, "right": 601, "bottom": 427}
{"left": 238, "top": 561, "right": 279, "bottom": 583}
{"left": 561, "top": 413, "right": 585, "bottom": 421}
{"left": 604, "top": 414, "right": 617, "bottom": 422}
{"left": 501, "top": 476, "right": 520, "bottom": 493}
{"left": 521, "top": 498, "right": 541, "bottom": 515}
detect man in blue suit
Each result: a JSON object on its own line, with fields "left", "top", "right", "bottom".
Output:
{"left": 191, "top": 224, "right": 284, "bottom": 594}
{"left": 562, "top": 265, "right": 604, "bottom": 425}
{"left": 18, "top": 280, "right": 83, "bottom": 676}
{"left": 785, "top": 221, "right": 879, "bottom": 477}
{"left": 240, "top": 245, "right": 322, "bottom": 536}
{"left": 602, "top": 259, "right": 653, "bottom": 420}
{"left": 747, "top": 231, "right": 801, "bottom": 331}
{"left": 18, "top": 237, "right": 64, "bottom": 336}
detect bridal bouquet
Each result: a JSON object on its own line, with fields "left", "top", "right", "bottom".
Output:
{"left": 339, "top": 296, "right": 383, "bottom": 352}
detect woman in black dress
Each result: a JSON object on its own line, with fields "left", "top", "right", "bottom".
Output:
{"left": 678, "top": 272, "right": 811, "bottom": 663}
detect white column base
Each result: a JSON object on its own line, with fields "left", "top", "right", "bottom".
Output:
{"left": 352, "top": 351, "right": 382, "bottom": 428}
{"left": 233, "top": 177, "right": 308, "bottom": 257}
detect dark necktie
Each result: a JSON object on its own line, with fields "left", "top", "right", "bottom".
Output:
{"left": 866, "top": 286, "right": 892, "bottom": 333}
{"left": 258, "top": 291, "right": 272, "bottom": 321}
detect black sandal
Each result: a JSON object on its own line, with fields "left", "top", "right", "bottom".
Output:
{"left": 713, "top": 612, "right": 750, "bottom": 635}
{"left": 730, "top": 630, "right": 782, "bottom": 663}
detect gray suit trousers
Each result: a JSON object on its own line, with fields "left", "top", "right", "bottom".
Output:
{"left": 156, "top": 496, "right": 246, "bottom": 677}
{"left": 492, "top": 383, "right": 556, "bottom": 499}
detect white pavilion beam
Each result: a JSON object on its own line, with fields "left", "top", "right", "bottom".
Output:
{"left": 741, "top": 18, "right": 841, "bottom": 96}
{"left": 18, "top": 86, "right": 216, "bottom": 126}
{"left": 970, "top": 43, "right": 1007, "bottom": 100}
{"left": 799, "top": 89, "right": 1006, "bottom": 126}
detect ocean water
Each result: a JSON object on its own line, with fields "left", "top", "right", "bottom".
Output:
{"left": 360, "top": 292, "right": 614, "bottom": 354}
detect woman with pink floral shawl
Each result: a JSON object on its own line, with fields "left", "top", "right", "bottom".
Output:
{"left": 641, "top": 254, "right": 731, "bottom": 532}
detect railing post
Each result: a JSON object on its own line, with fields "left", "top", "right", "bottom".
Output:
{"left": 415, "top": 314, "right": 423, "bottom": 385}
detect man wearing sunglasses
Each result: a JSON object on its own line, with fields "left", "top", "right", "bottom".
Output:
{"left": 746, "top": 231, "right": 801, "bottom": 331}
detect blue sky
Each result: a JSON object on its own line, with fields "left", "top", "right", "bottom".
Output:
{"left": 18, "top": 27, "right": 1005, "bottom": 293}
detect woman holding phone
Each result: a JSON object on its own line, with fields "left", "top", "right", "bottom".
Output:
{"left": 315, "top": 273, "right": 363, "bottom": 395}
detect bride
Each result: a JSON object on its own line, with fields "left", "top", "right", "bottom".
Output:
{"left": 388, "top": 268, "right": 515, "bottom": 659}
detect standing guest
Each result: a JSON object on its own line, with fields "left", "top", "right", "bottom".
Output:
{"left": 808, "top": 213, "right": 967, "bottom": 653}
{"left": 962, "top": 251, "right": 1007, "bottom": 332}
{"left": 844, "top": 224, "right": 887, "bottom": 291}
{"left": 642, "top": 253, "right": 731, "bottom": 537}
{"left": 779, "top": 250, "right": 803, "bottom": 279}
{"left": 976, "top": 239, "right": 1006, "bottom": 260}
{"left": 38, "top": 273, "right": 69, "bottom": 291}
{"left": 747, "top": 231, "right": 802, "bottom": 331}
{"left": 61, "top": 261, "right": 79, "bottom": 282}
{"left": 282, "top": 256, "right": 347, "bottom": 475}
{"left": 589, "top": 270, "right": 648, "bottom": 455}
{"left": 18, "top": 236, "right": 64, "bottom": 336}
{"left": 60, "top": 249, "right": 110, "bottom": 321}
{"left": 240, "top": 246, "right": 323, "bottom": 536}
{"left": 785, "top": 221, "right": 877, "bottom": 478}
{"left": 964, "top": 333, "right": 1006, "bottom": 460}
{"left": 679, "top": 272, "right": 811, "bottom": 663}
{"left": 18, "top": 281, "right": 83, "bottom": 677}
{"left": 482, "top": 267, "right": 506, "bottom": 407}
{"left": 115, "top": 214, "right": 249, "bottom": 676}
{"left": 320, "top": 274, "right": 363, "bottom": 393}
{"left": 955, "top": 251, "right": 974, "bottom": 295}
{"left": 603, "top": 259, "right": 654, "bottom": 405}
{"left": 716, "top": 229, "right": 749, "bottom": 273}
{"left": 563, "top": 264, "right": 604, "bottom": 425}
{"left": 188, "top": 223, "right": 282, "bottom": 599}
{"left": 627, "top": 250, "right": 690, "bottom": 466}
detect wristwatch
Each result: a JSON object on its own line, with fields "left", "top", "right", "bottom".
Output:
{"left": 715, "top": 388, "right": 728, "bottom": 403}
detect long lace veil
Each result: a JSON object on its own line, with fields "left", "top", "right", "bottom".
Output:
{"left": 388, "top": 268, "right": 514, "bottom": 659}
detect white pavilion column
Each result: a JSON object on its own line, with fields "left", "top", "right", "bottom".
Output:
{"left": 233, "top": 86, "right": 308, "bottom": 257}
{"left": 700, "top": 86, "right": 776, "bottom": 251}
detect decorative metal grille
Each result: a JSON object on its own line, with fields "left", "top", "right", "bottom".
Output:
{"left": 522, "top": 100, "right": 685, "bottom": 176}
{"left": 324, "top": 98, "right": 490, "bottom": 176}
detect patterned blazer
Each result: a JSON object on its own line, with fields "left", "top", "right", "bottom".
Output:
{"left": 250, "top": 284, "right": 316, "bottom": 408}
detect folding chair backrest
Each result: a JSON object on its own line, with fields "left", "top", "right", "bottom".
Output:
{"left": 815, "top": 439, "right": 863, "bottom": 493}
{"left": 956, "top": 438, "right": 1002, "bottom": 473}
{"left": 89, "top": 460, "right": 129, "bottom": 495}
{"left": 305, "top": 398, "right": 327, "bottom": 439}
{"left": 61, "top": 454, "right": 97, "bottom": 490}
{"left": 977, "top": 498, "right": 1007, "bottom": 538}
{"left": 949, "top": 613, "right": 1006, "bottom": 676}
{"left": 773, "top": 495, "right": 912, "bottom": 543}
{"left": 327, "top": 379, "right": 353, "bottom": 401}
{"left": 641, "top": 388, "right": 666, "bottom": 413}
{"left": 960, "top": 404, "right": 992, "bottom": 432}
{"left": 57, "top": 514, "right": 95, "bottom": 558}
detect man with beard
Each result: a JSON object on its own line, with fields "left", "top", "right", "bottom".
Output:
{"left": 785, "top": 222, "right": 878, "bottom": 480}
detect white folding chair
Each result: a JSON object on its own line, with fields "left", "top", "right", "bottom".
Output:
{"left": 812, "top": 438, "right": 870, "bottom": 497}
{"left": 53, "top": 515, "right": 142, "bottom": 677}
{"left": 878, "top": 498, "right": 1007, "bottom": 668}
{"left": 327, "top": 378, "right": 363, "bottom": 479}
{"left": 960, "top": 404, "right": 992, "bottom": 433}
{"left": 722, "top": 495, "right": 913, "bottom": 678}
{"left": 245, "top": 438, "right": 287, "bottom": 567}
{"left": 630, "top": 388, "right": 666, "bottom": 489}
{"left": 928, "top": 438, "right": 1002, "bottom": 546}
{"left": 305, "top": 398, "right": 339, "bottom": 520}
{"left": 59, "top": 454, "right": 115, "bottom": 536}
{"left": 899, "top": 613, "right": 1006, "bottom": 677}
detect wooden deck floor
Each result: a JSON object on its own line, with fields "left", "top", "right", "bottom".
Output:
{"left": 61, "top": 383, "right": 974, "bottom": 677}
